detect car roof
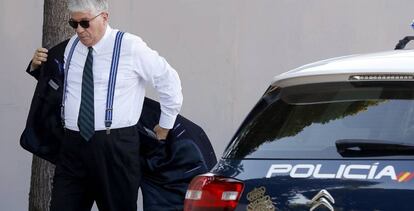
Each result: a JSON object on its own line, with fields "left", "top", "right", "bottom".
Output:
{"left": 272, "top": 50, "right": 414, "bottom": 87}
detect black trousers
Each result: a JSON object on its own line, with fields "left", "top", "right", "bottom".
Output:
{"left": 50, "top": 126, "right": 141, "bottom": 211}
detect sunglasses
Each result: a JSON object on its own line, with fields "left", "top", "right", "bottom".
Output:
{"left": 68, "top": 13, "right": 102, "bottom": 29}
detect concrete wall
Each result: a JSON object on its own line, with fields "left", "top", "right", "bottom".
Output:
{"left": 1, "top": 0, "right": 414, "bottom": 210}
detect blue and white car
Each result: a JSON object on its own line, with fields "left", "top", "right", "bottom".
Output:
{"left": 184, "top": 37, "right": 414, "bottom": 211}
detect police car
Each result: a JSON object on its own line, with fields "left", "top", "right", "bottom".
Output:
{"left": 184, "top": 36, "right": 414, "bottom": 211}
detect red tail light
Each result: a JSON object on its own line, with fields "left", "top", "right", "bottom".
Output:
{"left": 184, "top": 173, "right": 244, "bottom": 211}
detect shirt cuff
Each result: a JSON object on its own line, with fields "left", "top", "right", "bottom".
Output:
{"left": 159, "top": 113, "right": 178, "bottom": 129}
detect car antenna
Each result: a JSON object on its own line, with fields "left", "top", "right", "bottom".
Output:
{"left": 394, "top": 20, "right": 414, "bottom": 50}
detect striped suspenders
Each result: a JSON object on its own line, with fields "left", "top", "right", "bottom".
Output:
{"left": 61, "top": 31, "right": 125, "bottom": 134}
{"left": 105, "top": 31, "right": 125, "bottom": 133}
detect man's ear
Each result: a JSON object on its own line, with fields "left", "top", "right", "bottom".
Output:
{"left": 102, "top": 12, "right": 109, "bottom": 22}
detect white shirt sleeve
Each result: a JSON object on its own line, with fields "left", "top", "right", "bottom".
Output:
{"left": 131, "top": 35, "right": 183, "bottom": 129}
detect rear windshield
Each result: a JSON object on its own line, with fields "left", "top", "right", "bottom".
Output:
{"left": 224, "top": 82, "right": 414, "bottom": 159}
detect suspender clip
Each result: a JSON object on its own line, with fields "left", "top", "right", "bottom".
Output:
{"left": 105, "top": 120, "right": 111, "bottom": 135}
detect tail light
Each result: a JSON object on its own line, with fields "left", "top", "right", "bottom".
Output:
{"left": 184, "top": 173, "right": 244, "bottom": 211}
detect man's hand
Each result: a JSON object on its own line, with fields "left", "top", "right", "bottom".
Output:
{"left": 153, "top": 124, "right": 170, "bottom": 140}
{"left": 31, "top": 48, "right": 48, "bottom": 70}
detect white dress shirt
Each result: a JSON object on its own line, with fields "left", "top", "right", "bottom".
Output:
{"left": 63, "top": 25, "right": 183, "bottom": 131}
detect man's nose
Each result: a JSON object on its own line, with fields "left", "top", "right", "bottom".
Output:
{"left": 76, "top": 25, "right": 86, "bottom": 33}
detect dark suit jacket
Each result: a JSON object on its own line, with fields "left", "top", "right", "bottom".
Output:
{"left": 21, "top": 40, "right": 69, "bottom": 163}
{"left": 138, "top": 98, "right": 216, "bottom": 210}
{"left": 20, "top": 40, "right": 217, "bottom": 210}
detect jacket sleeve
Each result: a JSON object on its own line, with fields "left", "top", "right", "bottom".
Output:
{"left": 26, "top": 61, "right": 41, "bottom": 80}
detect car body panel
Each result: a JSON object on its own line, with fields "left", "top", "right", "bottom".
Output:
{"left": 272, "top": 50, "right": 414, "bottom": 87}
{"left": 274, "top": 50, "right": 414, "bottom": 82}
{"left": 212, "top": 159, "right": 414, "bottom": 211}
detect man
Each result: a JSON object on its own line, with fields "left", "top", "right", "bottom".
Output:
{"left": 29, "top": 0, "right": 183, "bottom": 210}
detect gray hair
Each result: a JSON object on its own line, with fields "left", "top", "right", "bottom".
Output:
{"left": 68, "top": 0, "right": 108, "bottom": 13}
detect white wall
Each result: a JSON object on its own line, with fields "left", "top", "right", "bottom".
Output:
{"left": 1, "top": 0, "right": 414, "bottom": 210}
{"left": 1, "top": 0, "right": 44, "bottom": 210}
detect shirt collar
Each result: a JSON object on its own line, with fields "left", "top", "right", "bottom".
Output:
{"left": 91, "top": 25, "right": 112, "bottom": 54}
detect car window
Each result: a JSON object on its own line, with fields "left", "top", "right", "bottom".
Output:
{"left": 224, "top": 82, "right": 414, "bottom": 159}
